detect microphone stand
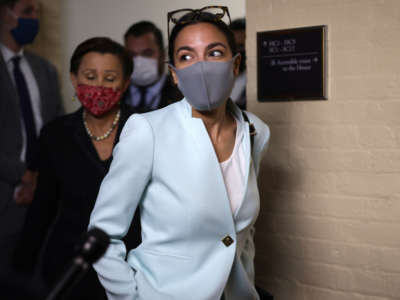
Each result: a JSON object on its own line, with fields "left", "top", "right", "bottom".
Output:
{"left": 44, "top": 227, "right": 109, "bottom": 300}
{"left": 45, "top": 257, "right": 88, "bottom": 300}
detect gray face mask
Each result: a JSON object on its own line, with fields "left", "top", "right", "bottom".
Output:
{"left": 171, "top": 55, "right": 238, "bottom": 111}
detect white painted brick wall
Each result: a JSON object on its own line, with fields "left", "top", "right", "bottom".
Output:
{"left": 248, "top": 0, "right": 400, "bottom": 299}
{"left": 26, "top": 0, "right": 62, "bottom": 73}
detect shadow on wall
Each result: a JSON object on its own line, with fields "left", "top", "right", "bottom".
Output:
{"left": 254, "top": 125, "right": 305, "bottom": 297}
{"left": 26, "top": 0, "right": 62, "bottom": 72}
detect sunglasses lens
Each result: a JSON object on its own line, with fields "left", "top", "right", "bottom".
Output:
{"left": 201, "top": 7, "right": 230, "bottom": 24}
{"left": 168, "top": 9, "right": 193, "bottom": 39}
{"left": 202, "top": 7, "right": 224, "bottom": 15}
{"left": 169, "top": 10, "right": 193, "bottom": 24}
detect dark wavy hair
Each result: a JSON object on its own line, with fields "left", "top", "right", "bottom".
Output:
{"left": 70, "top": 37, "right": 133, "bottom": 80}
{"left": 229, "top": 18, "right": 246, "bottom": 31}
{"left": 168, "top": 12, "right": 237, "bottom": 66}
{"left": 124, "top": 21, "right": 164, "bottom": 53}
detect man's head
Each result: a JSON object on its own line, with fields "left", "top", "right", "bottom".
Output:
{"left": 0, "top": 0, "right": 40, "bottom": 49}
{"left": 229, "top": 18, "right": 246, "bottom": 73}
{"left": 124, "top": 21, "right": 165, "bottom": 86}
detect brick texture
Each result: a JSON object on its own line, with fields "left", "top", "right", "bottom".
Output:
{"left": 248, "top": 0, "right": 400, "bottom": 299}
{"left": 26, "top": 0, "right": 61, "bottom": 74}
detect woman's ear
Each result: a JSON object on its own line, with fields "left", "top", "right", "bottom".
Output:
{"left": 233, "top": 54, "right": 241, "bottom": 76}
{"left": 168, "top": 65, "right": 179, "bottom": 85}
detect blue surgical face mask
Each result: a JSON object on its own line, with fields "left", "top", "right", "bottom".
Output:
{"left": 170, "top": 54, "right": 239, "bottom": 111}
{"left": 8, "top": 10, "right": 40, "bottom": 45}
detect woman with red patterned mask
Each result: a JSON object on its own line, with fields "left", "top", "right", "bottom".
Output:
{"left": 70, "top": 38, "right": 131, "bottom": 151}
{"left": 14, "top": 37, "right": 141, "bottom": 300}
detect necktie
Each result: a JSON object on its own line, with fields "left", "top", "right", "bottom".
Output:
{"left": 137, "top": 86, "right": 147, "bottom": 109}
{"left": 12, "top": 56, "right": 38, "bottom": 170}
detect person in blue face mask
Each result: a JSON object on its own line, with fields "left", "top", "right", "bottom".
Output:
{"left": 88, "top": 6, "right": 270, "bottom": 300}
{"left": 0, "top": 0, "right": 64, "bottom": 289}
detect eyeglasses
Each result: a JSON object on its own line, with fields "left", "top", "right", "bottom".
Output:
{"left": 167, "top": 6, "right": 231, "bottom": 40}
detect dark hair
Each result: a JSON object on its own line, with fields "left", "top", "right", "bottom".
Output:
{"left": 70, "top": 37, "right": 133, "bottom": 80}
{"left": 229, "top": 18, "right": 246, "bottom": 31}
{"left": 168, "top": 12, "right": 237, "bottom": 65}
{"left": 0, "top": 0, "right": 17, "bottom": 8}
{"left": 124, "top": 21, "right": 164, "bottom": 53}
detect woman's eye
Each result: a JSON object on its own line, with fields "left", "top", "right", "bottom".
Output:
{"left": 105, "top": 76, "right": 116, "bottom": 82}
{"left": 85, "top": 74, "right": 96, "bottom": 80}
{"left": 179, "top": 54, "right": 192, "bottom": 62}
{"left": 209, "top": 50, "right": 223, "bottom": 57}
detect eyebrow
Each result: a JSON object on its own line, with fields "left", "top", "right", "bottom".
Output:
{"left": 206, "top": 42, "right": 227, "bottom": 51}
{"left": 176, "top": 42, "right": 227, "bottom": 56}
{"left": 82, "top": 69, "right": 96, "bottom": 73}
{"left": 175, "top": 46, "right": 194, "bottom": 55}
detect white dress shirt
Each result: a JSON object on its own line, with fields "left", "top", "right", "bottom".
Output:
{"left": 127, "top": 73, "right": 166, "bottom": 110}
{"left": 0, "top": 43, "right": 42, "bottom": 161}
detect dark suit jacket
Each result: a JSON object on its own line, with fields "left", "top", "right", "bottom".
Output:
{"left": 13, "top": 105, "right": 141, "bottom": 299}
{"left": 122, "top": 74, "right": 182, "bottom": 113}
{"left": 0, "top": 50, "right": 64, "bottom": 262}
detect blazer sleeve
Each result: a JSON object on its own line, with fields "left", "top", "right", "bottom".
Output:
{"left": 246, "top": 112, "right": 270, "bottom": 175}
{"left": 88, "top": 114, "right": 154, "bottom": 300}
{"left": 0, "top": 155, "right": 26, "bottom": 185}
{"left": 13, "top": 126, "right": 59, "bottom": 273}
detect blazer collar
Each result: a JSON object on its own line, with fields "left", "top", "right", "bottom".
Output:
{"left": 0, "top": 46, "right": 17, "bottom": 95}
{"left": 179, "top": 98, "right": 254, "bottom": 228}
{"left": 179, "top": 97, "right": 245, "bottom": 124}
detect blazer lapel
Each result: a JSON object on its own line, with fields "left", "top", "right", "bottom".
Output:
{"left": 232, "top": 105, "right": 252, "bottom": 219}
{"left": 229, "top": 103, "right": 260, "bottom": 232}
{"left": 0, "top": 52, "right": 23, "bottom": 142}
{"left": 180, "top": 100, "right": 235, "bottom": 229}
{"left": 0, "top": 52, "right": 19, "bottom": 104}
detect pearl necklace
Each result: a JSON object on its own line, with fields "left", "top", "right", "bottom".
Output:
{"left": 83, "top": 109, "right": 120, "bottom": 141}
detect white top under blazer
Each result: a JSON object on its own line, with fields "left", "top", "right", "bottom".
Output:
{"left": 220, "top": 117, "right": 246, "bottom": 214}
{"left": 89, "top": 99, "right": 270, "bottom": 300}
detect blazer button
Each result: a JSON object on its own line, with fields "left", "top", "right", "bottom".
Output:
{"left": 222, "top": 235, "right": 234, "bottom": 247}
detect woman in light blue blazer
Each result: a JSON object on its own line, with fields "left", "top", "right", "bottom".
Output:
{"left": 89, "top": 6, "right": 270, "bottom": 300}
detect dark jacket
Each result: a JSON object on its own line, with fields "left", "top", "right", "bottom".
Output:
{"left": 14, "top": 105, "right": 141, "bottom": 299}
{"left": 0, "top": 50, "right": 64, "bottom": 254}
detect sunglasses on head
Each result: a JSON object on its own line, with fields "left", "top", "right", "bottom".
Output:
{"left": 167, "top": 6, "right": 231, "bottom": 40}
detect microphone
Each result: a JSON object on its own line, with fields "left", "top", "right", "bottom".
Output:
{"left": 45, "top": 227, "right": 110, "bottom": 300}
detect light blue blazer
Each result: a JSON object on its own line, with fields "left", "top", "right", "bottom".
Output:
{"left": 88, "top": 99, "right": 270, "bottom": 300}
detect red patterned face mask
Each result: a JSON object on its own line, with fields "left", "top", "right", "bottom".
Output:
{"left": 76, "top": 84, "right": 122, "bottom": 116}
